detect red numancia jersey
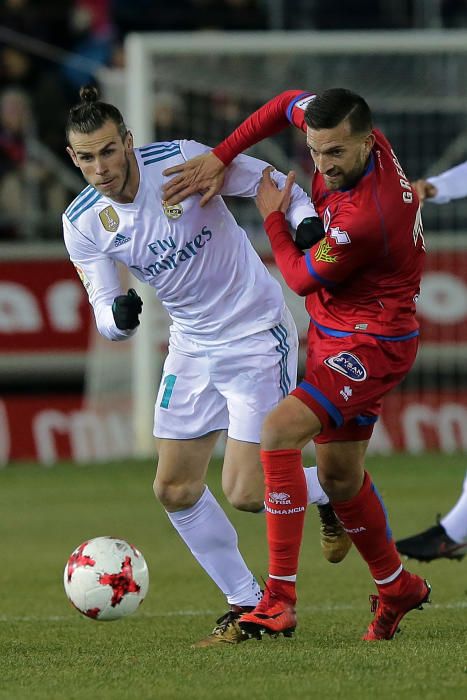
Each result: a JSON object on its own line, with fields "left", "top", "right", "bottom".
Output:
{"left": 213, "top": 90, "right": 426, "bottom": 337}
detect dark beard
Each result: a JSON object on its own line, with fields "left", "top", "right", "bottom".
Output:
{"left": 341, "top": 154, "right": 372, "bottom": 190}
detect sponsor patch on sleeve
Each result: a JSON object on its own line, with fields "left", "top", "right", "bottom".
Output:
{"left": 73, "top": 263, "right": 92, "bottom": 293}
{"left": 329, "top": 226, "right": 351, "bottom": 245}
{"left": 314, "top": 238, "right": 338, "bottom": 263}
{"left": 295, "top": 95, "right": 316, "bottom": 111}
{"left": 324, "top": 352, "right": 367, "bottom": 382}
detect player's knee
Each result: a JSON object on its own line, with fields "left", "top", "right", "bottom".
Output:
{"left": 319, "top": 472, "right": 346, "bottom": 496}
{"left": 153, "top": 476, "right": 203, "bottom": 511}
{"left": 261, "top": 410, "right": 295, "bottom": 450}
{"left": 224, "top": 484, "right": 264, "bottom": 512}
{"left": 261, "top": 399, "right": 319, "bottom": 450}
{"left": 319, "top": 470, "right": 363, "bottom": 502}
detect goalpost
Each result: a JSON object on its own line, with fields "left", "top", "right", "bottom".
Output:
{"left": 91, "top": 30, "right": 467, "bottom": 458}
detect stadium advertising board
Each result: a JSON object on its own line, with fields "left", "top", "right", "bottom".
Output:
{"left": 0, "top": 396, "right": 131, "bottom": 464}
{"left": 1, "top": 391, "right": 466, "bottom": 464}
{"left": 0, "top": 259, "right": 91, "bottom": 352}
{"left": 1, "top": 253, "right": 466, "bottom": 463}
{"left": 417, "top": 250, "right": 467, "bottom": 343}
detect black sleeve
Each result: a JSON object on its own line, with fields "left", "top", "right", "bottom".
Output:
{"left": 295, "top": 217, "right": 325, "bottom": 251}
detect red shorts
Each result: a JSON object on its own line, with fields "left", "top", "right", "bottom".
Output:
{"left": 291, "top": 322, "right": 419, "bottom": 443}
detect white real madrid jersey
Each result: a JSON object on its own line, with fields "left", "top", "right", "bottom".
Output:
{"left": 62, "top": 140, "right": 317, "bottom": 343}
{"left": 428, "top": 160, "right": 467, "bottom": 204}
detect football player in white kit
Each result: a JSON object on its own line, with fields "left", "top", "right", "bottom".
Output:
{"left": 395, "top": 162, "right": 467, "bottom": 563}
{"left": 63, "top": 86, "right": 350, "bottom": 646}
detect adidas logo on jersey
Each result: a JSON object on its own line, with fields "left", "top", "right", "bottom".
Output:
{"left": 114, "top": 234, "right": 131, "bottom": 247}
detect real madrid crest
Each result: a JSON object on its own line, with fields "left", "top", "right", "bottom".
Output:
{"left": 99, "top": 205, "right": 120, "bottom": 232}
{"left": 162, "top": 200, "right": 183, "bottom": 220}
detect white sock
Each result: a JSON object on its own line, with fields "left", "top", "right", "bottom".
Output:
{"left": 304, "top": 465, "right": 329, "bottom": 505}
{"left": 165, "top": 486, "right": 262, "bottom": 607}
{"left": 270, "top": 574, "right": 297, "bottom": 582}
{"left": 440, "top": 470, "right": 467, "bottom": 544}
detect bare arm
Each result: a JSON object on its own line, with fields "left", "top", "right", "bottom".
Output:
{"left": 162, "top": 90, "right": 308, "bottom": 206}
{"left": 162, "top": 152, "right": 226, "bottom": 206}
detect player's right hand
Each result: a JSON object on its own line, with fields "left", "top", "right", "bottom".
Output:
{"left": 112, "top": 288, "right": 143, "bottom": 330}
{"left": 162, "top": 152, "right": 226, "bottom": 207}
{"left": 411, "top": 178, "right": 438, "bottom": 205}
{"left": 255, "top": 167, "right": 295, "bottom": 220}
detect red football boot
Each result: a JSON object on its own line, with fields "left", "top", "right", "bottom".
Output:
{"left": 239, "top": 583, "right": 297, "bottom": 639}
{"left": 363, "top": 573, "right": 431, "bottom": 641}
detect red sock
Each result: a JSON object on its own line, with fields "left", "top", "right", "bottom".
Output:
{"left": 332, "top": 471, "right": 402, "bottom": 584}
{"left": 266, "top": 578, "right": 297, "bottom": 605}
{"left": 261, "top": 449, "right": 307, "bottom": 583}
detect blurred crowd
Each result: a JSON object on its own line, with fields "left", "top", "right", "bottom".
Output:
{"left": 1, "top": 0, "right": 467, "bottom": 239}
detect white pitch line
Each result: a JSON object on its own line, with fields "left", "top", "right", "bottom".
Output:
{"left": 0, "top": 600, "right": 465, "bottom": 623}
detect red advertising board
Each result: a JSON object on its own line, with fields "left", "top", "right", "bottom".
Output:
{"left": 376, "top": 391, "right": 467, "bottom": 453}
{"left": 0, "top": 396, "right": 132, "bottom": 464}
{"left": 1, "top": 251, "right": 465, "bottom": 355}
{"left": 0, "top": 248, "right": 466, "bottom": 462}
{"left": 417, "top": 250, "right": 467, "bottom": 343}
{"left": 1, "top": 391, "right": 466, "bottom": 464}
{"left": 0, "top": 259, "right": 91, "bottom": 353}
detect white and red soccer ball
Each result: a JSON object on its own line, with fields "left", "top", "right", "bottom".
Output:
{"left": 64, "top": 536, "right": 149, "bottom": 621}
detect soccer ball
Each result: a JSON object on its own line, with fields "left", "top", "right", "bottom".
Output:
{"left": 64, "top": 536, "right": 149, "bottom": 621}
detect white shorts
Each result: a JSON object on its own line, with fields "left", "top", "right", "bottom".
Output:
{"left": 153, "top": 306, "right": 298, "bottom": 442}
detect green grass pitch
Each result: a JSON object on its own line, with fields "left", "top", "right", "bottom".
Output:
{"left": 1, "top": 454, "right": 466, "bottom": 700}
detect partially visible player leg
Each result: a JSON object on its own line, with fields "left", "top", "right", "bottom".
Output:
{"left": 221, "top": 307, "right": 349, "bottom": 561}
{"left": 303, "top": 464, "right": 352, "bottom": 563}
{"left": 317, "top": 441, "right": 431, "bottom": 640}
{"left": 239, "top": 395, "right": 321, "bottom": 638}
{"left": 154, "top": 434, "right": 261, "bottom": 647}
{"left": 440, "top": 470, "right": 467, "bottom": 546}
{"left": 223, "top": 442, "right": 350, "bottom": 562}
{"left": 303, "top": 464, "right": 329, "bottom": 505}
{"left": 222, "top": 437, "right": 265, "bottom": 512}
{"left": 153, "top": 338, "right": 264, "bottom": 646}
{"left": 218, "top": 308, "right": 317, "bottom": 636}
{"left": 396, "top": 470, "right": 467, "bottom": 562}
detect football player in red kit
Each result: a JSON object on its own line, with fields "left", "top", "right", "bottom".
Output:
{"left": 162, "top": 88, "right": 431, "bottom": 641}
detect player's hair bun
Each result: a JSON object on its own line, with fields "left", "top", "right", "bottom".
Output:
{"left": 79, "top": 85, "right": 99, "bottom": 104}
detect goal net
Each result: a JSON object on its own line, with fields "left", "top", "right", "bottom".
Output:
{"left": 91, "top": 31, "right": 467, "bottom": 457}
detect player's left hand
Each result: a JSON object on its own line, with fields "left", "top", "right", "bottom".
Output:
{"left": 255, "top": 167, "right": 295, "bottom": 220}
{"left": 112, "top": 288, "right": 143, "bottom": 330}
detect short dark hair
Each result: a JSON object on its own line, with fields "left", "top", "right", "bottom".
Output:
{"left": 304, "top": 88, "right": 372, "bottom": 134}
{"left": 66, "top": 85, "right": 127, "bottom": 143}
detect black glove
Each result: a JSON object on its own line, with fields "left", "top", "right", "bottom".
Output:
{"left": 112, "top": 288, "right": 143, "bottom": 330}
{"left": 295, "top": 216, "right": 325, "bottom": 250}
